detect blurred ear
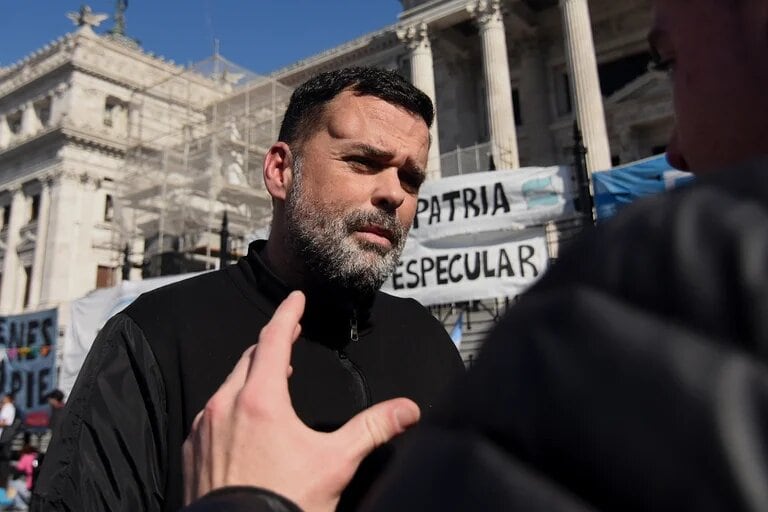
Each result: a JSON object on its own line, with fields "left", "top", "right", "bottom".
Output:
{"left": 263, "top": 142, "right": 295, "bottom": 202}
{"left": 762, "top": 0, "right": 768, "bottom": 48}
{"left": 740, "top": 0, "right": 768, "bottom": 47}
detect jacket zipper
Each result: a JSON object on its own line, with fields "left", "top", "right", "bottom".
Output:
{"left": 337, "top": 308, "right": 370, "bottom": 408}
{"left": 349, "top": 309, "right": 359, "bottom": 342}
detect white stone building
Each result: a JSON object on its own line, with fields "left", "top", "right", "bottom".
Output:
{"left": 0, "top": 22, "right": 227, "bottom": 316}
{"left": 0, "top": 0, "right": 672, "bottom": 362}
{"left": 0, "top": 15, "right": 289, "bottom": 319}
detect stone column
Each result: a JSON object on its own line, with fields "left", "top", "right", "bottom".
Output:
{"left": 559, "top": 0, "right": 612, "bottom": 172}
{"left": 518, "top": 37, "right": 556, "bottom": 165}
{"left": 397, "top": 22, "right": 442, "bottom": 179}
{"left": 27, "top": 179, "right": 52, "bottom": 309}
{"left": 20, "top": 101, "right": 40, "bottom": 138}
{"left": 49, "top": 83, "right": 70, "bottom": 126}
{"left": 468, "top": 0, "right": 519, "bottom": 170}
{"left": 38, "top": 173, "right": 81, "bottom": 307}
{"left": 0, "top": 115, "right": 9, "bottom": 149}
{"left": 0, "top": 187, "right": 26, "bottom": 313}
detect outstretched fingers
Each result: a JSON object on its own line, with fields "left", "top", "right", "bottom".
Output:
{"left": 335, "top": 397, "right": 421, "bottom": 466}
{"left": 245, "top": 291, "right": 306, "bottom": 401}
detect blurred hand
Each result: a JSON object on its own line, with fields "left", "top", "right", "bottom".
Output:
{"left": 183, "top": 291, "right": 421, "bottom": 512}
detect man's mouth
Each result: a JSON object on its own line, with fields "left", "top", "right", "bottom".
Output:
{"left": 355, "top": 225, "right": 395, "bottom": 247}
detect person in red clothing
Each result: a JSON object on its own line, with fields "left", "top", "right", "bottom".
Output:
{"left": 7, "top": 442, "right": 38, "bottom": 511}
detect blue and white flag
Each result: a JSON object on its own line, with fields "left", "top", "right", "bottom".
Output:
{"left": 593, "top": 154, "right": 694, "bottom": 222}
{"left": 450, "top": 312, "right": 464, "bottom": 348}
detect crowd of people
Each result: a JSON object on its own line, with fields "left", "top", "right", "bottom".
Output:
{"left": 0, "top": 389, "right": 64, "bottom": 511}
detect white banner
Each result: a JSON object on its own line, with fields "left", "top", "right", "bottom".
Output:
{"left": 59, "top": 272, "right": 204, "bottom": 396}
{"left": 410, "top": 166, "right": 575, "bottom": 241}
{"left": 382, "top": 230, "right": 548, "bottom": 305}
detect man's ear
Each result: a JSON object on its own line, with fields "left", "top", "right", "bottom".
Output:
{"left": 263, "top": 142, "right": 295, "bottom": 201}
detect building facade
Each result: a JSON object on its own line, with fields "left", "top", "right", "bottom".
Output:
{"left": 0, "top": 17, "right": 291, "bottom": 319}
{"left": 0, "top": 0, "right": 672, "bottom": 362}
{"left": 0, "top": 22, "right": 229, "bottom": 316}
{"left": 273, "top": 0, "right": 671, "bottom": 176}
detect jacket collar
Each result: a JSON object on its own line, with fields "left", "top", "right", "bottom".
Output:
{"left": 245, "top": 240, "right": 374, "bottom": 343}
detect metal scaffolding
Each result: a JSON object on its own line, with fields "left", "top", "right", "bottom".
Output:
{"left": 117, "top": 54, "right": 294, "bottom": 276}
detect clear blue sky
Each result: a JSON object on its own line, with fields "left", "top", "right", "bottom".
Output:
{"left": 1, "top": 1, "right": 403, "bottom": 74}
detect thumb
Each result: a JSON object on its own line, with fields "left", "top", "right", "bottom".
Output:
{"left": 335, "top": 398, "right": 421, "bottom": 464}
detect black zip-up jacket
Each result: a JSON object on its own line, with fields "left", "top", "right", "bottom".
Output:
{"left": 32, "top": 240, "right": 464, "bottom": 512}
{"left": 182, "top": 161, "right": 768, "bottom": 511}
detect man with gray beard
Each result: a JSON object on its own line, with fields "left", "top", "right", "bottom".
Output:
{"left": 284, "top": 154, "right": 408, "bottom": 297}
{"left": 33, "top": 67, "right": 465, "bottom": 512}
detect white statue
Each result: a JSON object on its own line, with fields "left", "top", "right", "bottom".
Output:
{"left": 67, "top": 5, "right": 109, "bottom": 28}
{"left": 225, "top": 150, "right": 247, "bottom": 186}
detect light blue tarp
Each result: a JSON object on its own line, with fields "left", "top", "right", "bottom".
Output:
{"left": 593, "top": 154, "right": 694, "bottom": 221}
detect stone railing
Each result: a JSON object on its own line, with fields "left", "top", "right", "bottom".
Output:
{"left": 438, "top": 141, "right": 493, "bottom": 177}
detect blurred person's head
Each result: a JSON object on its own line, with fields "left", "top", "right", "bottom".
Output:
{"left": 263, "top": 67, "right": 433, "bottom": 297}
{"left": 46, "top": 389, "right": 65, "bottom": 407}
{"left": 650, "top": 0, "right": 768, "bottom": 173}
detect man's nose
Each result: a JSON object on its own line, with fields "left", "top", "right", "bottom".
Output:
{"left": 371, "top": 169, "right": 406, "bottom": 212}
{"left": 666, "top": 127, "right": 689, "bottom": 171}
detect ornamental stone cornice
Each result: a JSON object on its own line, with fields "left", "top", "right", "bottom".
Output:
{"left": 69, "top": 40, "right": 224, "bottom": 105}
{"left": 399, "top": 0, "right": 473, "bottom": 27}
{"left": 271, "top": 25, "right": 400, "bottom": 82}
{"left": 0, "top": 164, "right": 65, "bottom": 194}
{"left": 0, "top": 42, "right": 74, "bottom": 100}
{"left": 396, "top": 23, "right": 432, "bottom": 51}
{"left": 2, "top": 29, "right": 225, "bottom": 109}
{"left": 0, "top": 118, "right": 128, "bottom": 166}
{"left": 72, "top": 27, "right": 191, "bottom": 83}
{"left": 0, "top": 33, "right": 75, "bottom": 82}
{"left": 60, "top": 124, "right": 128, "bottom": 156}
{"left": 0, "top": 126, "right": 60, "bottom": 161}
{"left": 50, "top": 167, "right": 96, "bottom": 185}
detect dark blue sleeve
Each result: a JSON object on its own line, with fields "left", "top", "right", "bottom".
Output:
{"left": 182, "top": 487, "right": 302, "bottom": 512}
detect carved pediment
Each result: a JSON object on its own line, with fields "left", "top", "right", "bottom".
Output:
{"left": 607, "top": 71, "right": 672, "bottom": 105}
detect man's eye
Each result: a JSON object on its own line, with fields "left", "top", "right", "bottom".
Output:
{"left": 346, "top": 157, "right": 374, "bottom": 170}
{"left": 400, "top": 171, "right": 425, "bottom": 193}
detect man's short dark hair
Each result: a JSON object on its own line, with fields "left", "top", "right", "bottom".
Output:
{"left": 277, "top": 67, "right": 434, "bottom": 150}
